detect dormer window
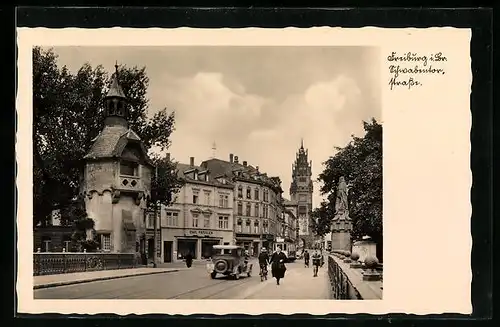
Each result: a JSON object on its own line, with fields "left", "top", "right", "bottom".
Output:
{"left": 120, "top": 161, "right": 139, "bottom": 176}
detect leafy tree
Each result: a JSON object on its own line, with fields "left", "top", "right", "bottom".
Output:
{"left": 149, "top": 153, "right": 185, "bottom": 209}
{"left": 312, "top": 118, "right": 383, "bottom": 260}
{"left": 33, "top": 46, "right": 180, "bottom": 226}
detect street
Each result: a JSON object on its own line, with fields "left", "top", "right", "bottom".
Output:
{"left": 34, "top": 260, "right": 331, "bottom": 299}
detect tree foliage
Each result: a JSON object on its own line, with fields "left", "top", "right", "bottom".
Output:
{"left": 311, "top": 119, "right": 382, "bottom": 257}
{"left": 149, "top": 153, "right": 185, "bottom": 209}
{"left": 33, "top": 46, "right": 179, "bottom": 226}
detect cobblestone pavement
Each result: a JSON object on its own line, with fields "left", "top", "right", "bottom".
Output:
{"left": 34, "top": 260, "right": 331, "bottom": 299}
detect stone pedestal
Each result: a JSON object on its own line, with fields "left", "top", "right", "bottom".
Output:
{"left": 352, "top": 239, "right": 377, "bottom": 263}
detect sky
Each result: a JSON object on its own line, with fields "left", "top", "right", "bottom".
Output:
{"left": 48, "top": 46, "right": 381, "bottom": 208}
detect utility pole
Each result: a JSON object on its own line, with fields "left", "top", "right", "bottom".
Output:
{"left": 153, "top": 165, "right": 158, "bottom": 268}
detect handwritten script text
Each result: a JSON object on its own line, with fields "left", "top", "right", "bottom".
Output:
{"left": 387, "top": 52, "right": 447, "bottom": 90}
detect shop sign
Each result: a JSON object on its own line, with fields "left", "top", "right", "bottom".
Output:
{"left": 185, "top": 229, "right": 215, "bottom": 237}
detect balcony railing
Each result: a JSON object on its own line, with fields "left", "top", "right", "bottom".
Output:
{"left": 117, "top": 175, "right": 142, "bottom": 191}
{"left": 33, "top": 252, "right": 139, "bottom": 276}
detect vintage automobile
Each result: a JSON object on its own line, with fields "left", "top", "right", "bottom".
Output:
{"left": 206, "top": 245, "right": 253, "bottom": 280}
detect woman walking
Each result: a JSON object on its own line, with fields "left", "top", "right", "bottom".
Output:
{"left": 270, "top": 246, "right": 288, "bottom": 285}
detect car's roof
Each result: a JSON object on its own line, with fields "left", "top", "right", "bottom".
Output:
{"left": 213, "top": 245, "right": 243, "bottom": 250}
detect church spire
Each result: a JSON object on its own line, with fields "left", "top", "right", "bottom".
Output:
{"left": 104, "top": 62, "right": 128, "bottom": 127}
{"left": 300, "top": 138, "right": 304, "bottom": 149}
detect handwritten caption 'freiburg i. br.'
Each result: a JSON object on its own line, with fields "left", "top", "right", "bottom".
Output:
{"left": 387, "top": 52, "right": 447, "bottom": 90}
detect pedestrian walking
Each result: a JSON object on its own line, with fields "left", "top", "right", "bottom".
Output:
{"left": 304, "top": 250, "right": 310, "bottom": 268}
{"left": 311, "top": 250, "right": 321, "bottom": 277}
{"left": 270, "top": 245, "right": 287, "bottom": 285}
{"left": 185, "top": 252, "right": 193, "bottom": 268}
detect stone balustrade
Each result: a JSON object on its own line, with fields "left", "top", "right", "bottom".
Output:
{"left": 327, "top": 250, "right": 383, "bottom": 300}
{"left": 33, "top": 252, "right": 138, "bottom": 276}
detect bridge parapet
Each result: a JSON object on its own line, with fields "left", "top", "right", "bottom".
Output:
{"left": 327, "top": 252, "right": 383, "bottom": 300}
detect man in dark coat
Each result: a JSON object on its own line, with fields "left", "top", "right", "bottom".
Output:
{"left": 185, "top": 252, "right": 193, "bottom": 268}
{"left": 270, "top": 246, "right": 287, "bottom": 285}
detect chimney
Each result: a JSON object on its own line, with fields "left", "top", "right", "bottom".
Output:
{"left": 234, "top": 156, "right": 239, "bottom": 164}
{"left": 166, "top": 153, "right": 171, "bottom": 161}
{"left": 190, "top": 157, "right": 194, "bottom": 166}
{"left": 229, "top": 153, "right": 234, "bottom": 163}
{"left": 243, "top": 161, "right": 247, "bottom": 167}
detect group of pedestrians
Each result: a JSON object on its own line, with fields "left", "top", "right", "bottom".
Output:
{"left": 302, "top": 249, "right": 324, "bottom": 277}
{"left": 257, "top": 246, "right": 325, "bottom": 286}
{"left": 258, "top": 246, "right": 287, "bottom": 285}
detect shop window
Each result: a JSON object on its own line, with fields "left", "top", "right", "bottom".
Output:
{"left": 177, "top": 239, "right": 197, "bottom": 259}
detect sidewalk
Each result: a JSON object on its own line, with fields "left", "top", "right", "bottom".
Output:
{"left": 34, "top": 267, "right": 183, "bottom": 290}
{"left": 238, "top": 262, "right": 331, "bottom": 299}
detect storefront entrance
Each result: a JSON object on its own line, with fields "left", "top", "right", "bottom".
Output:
{"left": 177, "top": 239, "right": 197, "bottom": 259}
{"left": 201, "top": 239, "right": 221, "bottom": 259}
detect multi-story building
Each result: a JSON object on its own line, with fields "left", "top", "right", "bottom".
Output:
{"left": 290, "top": 140, "right": 315, "bottom": 249}
{"left": 283, "top": 199, "right": 299, "bottom": 246}
{"left": 152, "top": 156, "right": 235, "bottom": 263}
{"left": 201, "top": 154, "right": 284, "bottom": 256}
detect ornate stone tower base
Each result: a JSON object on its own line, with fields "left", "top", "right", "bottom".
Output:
{"left": 331, "top": 230, "right": 351, "bottom": 251}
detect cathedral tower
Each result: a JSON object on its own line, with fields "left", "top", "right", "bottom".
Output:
{"left": 290, "top": 139, "right": 314, "bottom": 248}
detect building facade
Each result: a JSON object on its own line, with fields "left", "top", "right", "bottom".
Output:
{"left": 156, "top": 157, "right": 235, "bottom": 262}
{"left": 201, "top": 154, "right": 284, "bottom": 256}
{"left": 290, "top": 140, "right": 314, "bottom": 248}
{"left": 81, "top": 66, "right": 152, "bottom": 255}
{"left": 283, "top": 199, "right": 299, "bottom": 247}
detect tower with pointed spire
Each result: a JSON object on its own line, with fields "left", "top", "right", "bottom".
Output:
{"left": 82, "top": 63, "right": 153, "bottom": 257}
{"left": 290, "top": 139, "right": 314, "bottom": 248}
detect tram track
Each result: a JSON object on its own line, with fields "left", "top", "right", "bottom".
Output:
{"left": 168, "top": 275, "right": 256, "bottom": 299}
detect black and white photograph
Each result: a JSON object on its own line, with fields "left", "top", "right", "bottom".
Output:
{"left": 31, "top": 45, "right": 383, "bottom": 300}
{"left": 16, "top": 27, "right": 473, "bottom": 315}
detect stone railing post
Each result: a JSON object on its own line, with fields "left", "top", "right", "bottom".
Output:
{"left": 350, "top": 252, "right": 363, "bottom": 268}
{"left": 362, "top": 255, "right": 381, "bottom": 281}
{"left": 343, "top": 251, "right": 352, "bottom": 263}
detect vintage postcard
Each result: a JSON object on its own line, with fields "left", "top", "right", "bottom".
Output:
{"left": 16, "top": 27, "right": 472, "bottom": 315}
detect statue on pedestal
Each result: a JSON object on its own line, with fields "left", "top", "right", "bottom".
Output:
{"left": 335, "top": 176, "right": 349, "bottom": 218}
{"left": 331, "top": 176, "right": 352, "bottom": 251}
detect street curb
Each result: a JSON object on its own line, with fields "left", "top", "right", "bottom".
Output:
{"left": 33, "top": 269, "right": 180, "bottom": 290}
